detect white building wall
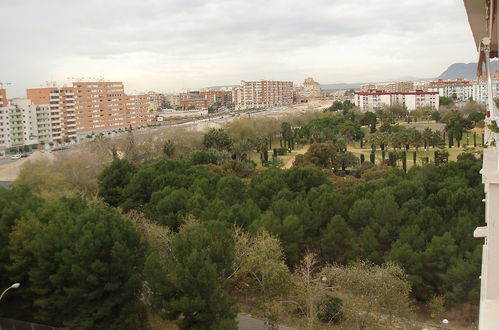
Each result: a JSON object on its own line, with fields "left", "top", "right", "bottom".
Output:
{"left": 404, "top": 94, "right": 416, "bottom": 110}
{"left": 476, "top": 147, "right": 499, "bottom": 328}
{"left": 0, "top": 106, "right": 12, "bottom": 153}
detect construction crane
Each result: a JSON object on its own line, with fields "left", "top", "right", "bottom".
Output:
{"left": 0, "top": 82, "right": 12, "bottom": 89}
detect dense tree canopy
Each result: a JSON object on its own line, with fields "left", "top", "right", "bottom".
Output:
{"left": 96, "top": 152, "right": 484, "bottom": 305}
{"left": 0, "top": 193, "right": 147, "bottom": 329}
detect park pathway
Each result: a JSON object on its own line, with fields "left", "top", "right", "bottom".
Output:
{"left": 283, "top": 144, "right": 310, "bottom": 169}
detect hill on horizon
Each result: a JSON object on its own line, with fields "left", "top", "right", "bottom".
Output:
{"left": 438, "top": 61, "right": 499, "bottom": 80}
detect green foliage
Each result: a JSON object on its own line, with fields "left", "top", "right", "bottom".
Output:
{"left": 439, "top": 96, "right": 454, "bottom": 106}
{"left": 298, "top": 115, "right": 363, "bottom": 143}
{"left": 317, "top": 295, "right": 343, "bottom": 324}
{"left": 96, "top": 149, "right": 484, "bottom": 308}
{"left": 468, "top": 111, "right": 485, "bottom": 124}
{"left": 443, "top": 110, "right": 472, "bottom": 140}
{"left": 320, "top": 215, "right": 358, "bottom": 264}
{"left": 293, "top": 143, "right": 359, "bottom": 170}
{"left": 97, "top": 158, "right": 137, "bottom": 206}
{"left": 145, "top": 221, "right": 238, "bottom": 329}
{"left": 162, "top": 139, "right": 176, "bottom": 158}
{"left": 2, "top": 196, "right": 146, "bottom": 329}
{"left": 203, "top": 128, "right": 233, "bottom": 151}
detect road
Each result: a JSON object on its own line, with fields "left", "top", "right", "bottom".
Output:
{"left": 237, "top": 314, "right": 296, "bottom": 330}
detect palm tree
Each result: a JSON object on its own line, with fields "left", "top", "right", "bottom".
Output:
{"left": 232, "top": 139, "right": 253, "bottom": 161}
{"left": 422, "top": 128, "right": 433, "bottom": 151}
{"left": 254, "top": 137, "right": 268, "bottom": 162}
{"left": 378, "top": 133, "right": 389, "bottom": 151}
{"left": 162, "top": 140, "right": 176, "bottom": 158}
{"left": 410, "top": 129, "right": 422, "bottom": 151}
{"left": 430, "top": 131, "right": 444, "bottom": 148}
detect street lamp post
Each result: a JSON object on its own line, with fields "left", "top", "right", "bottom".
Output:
{"left": 0, "top": 283, "right": 20, "bottom": 302}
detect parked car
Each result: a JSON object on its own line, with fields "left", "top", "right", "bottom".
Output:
{"left": 10, "top": 154, "right": 21, "bottom": 160}
{"left": 20, "top": 153, "right": 29, "bottom": 158}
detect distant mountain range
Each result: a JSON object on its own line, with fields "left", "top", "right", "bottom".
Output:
{"left": 437, "top": 61, "right": 499, "bottom": 80}
{"left": 203, "top": 62, "right": 499, "bottom": 92}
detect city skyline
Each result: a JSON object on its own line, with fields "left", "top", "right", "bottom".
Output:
{"left": 1, "top": 0, "right": 476, "bottom": 97}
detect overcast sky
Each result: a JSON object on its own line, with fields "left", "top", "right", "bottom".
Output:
{"left": 1, "top": 0, "right": 477, "bottom": 97}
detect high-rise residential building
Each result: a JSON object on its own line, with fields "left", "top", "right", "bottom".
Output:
{"left": 232, "top": 80, "right": 294, "bottom": 110}
{"left": 0, "top": 93, "right": 52, "bottom": 154}
{"left": 295, "top": 77, "right": 322, "bottom": 102}
{"left": 0, "top": 89, "right": 8, "bottom": 107}
{"left": 147, "top": 91, "right": 166, "bottom": 110}
{"left": 178, "top": 89, "right": 230, "bottom": 110}
{"left": 354, "top": 90, "right": 439, "bottom": 111}
{"left": 27, "top": 81, "right": 153, "bottom": 140}
{"left": 360, "top": 84, "right": 376, "bottom": 92}
{"left": 375, "top": 81, "right": 415, "bottom": 93}
{"left": 165, "top": 94, "right": 181, "bottom": 108}
{"left": 361, "top": 82, "right": 415, "bottom": 93}
{"left": 28, "top": 87, "right": 77, "bottom": 141}
{"left": 427, "top": 79, "right": 499, "bottom": 103}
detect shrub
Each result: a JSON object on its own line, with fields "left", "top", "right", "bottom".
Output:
{"left": 317, "top": 295, "right": 343, "bottom": 324}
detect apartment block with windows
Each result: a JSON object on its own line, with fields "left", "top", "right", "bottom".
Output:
{"left": 233, "top": 80, "right": 294, "bottom": 110}
{"left": 354, "top": 90, "right": 439, "bottom": 111}
{"left": 0, "top": 89, "right": 7, "bottom": 107}
{"left": 27, "top": 81, "right": 154, "bottom": 140}
{"left": 72, "top": 82, "right": 153, "bottom": 136}
{"left": 0, "top": 96, "right": 52, "bottom": 154}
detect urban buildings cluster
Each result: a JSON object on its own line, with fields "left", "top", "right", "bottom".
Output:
{"left": 5, "top": 74, "right": 494, "bottom": 154}
{"left": 354, "top": 90, "right": 440, "bottom": 111}
{"left": 0, "top": 78, "right": 324, "bottom": 154}
{"left": 355, "top": 74, "right": 499, "bottom": 111}
{"left": 426, "top": 79, "right": 499, "bottom": 103}
{"left": 232, "top": 80, "right": 294, "bottom": 110}
{"left": 0, "top": 81, "right": 153, "bottom": 154}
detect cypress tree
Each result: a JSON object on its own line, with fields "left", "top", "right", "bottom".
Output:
{"left": 388, "top": 152, "right": 396, "bottom": 166}
{"left": 402, "top": 151, "right": 407, "bottom": 172}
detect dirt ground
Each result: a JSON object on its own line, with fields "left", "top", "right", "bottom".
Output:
{"left": 0, "top": 151, "right": 54, "bottom": 181}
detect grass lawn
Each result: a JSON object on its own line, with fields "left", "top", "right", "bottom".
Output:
{"left": 248, "top": 140, "right": 306, "bottom": 168}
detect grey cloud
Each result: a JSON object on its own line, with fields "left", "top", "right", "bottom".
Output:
{"left": 0, "top": 0, "right": 477, "bottom": 96}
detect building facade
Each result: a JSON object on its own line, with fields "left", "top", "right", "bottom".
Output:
{"left": 27, "top": 81, "right": 154, "bottom": 140}
{"left": 426, "top": 79, "right": 499, "bottom": 103}
{"left": 361, "top": 81, "right": 414, "bottom": 93}
{"left": 233, "top": 80, "right": 294, "bottom": 110}
{"left": 0, "top": 89, "right": 7, "bottom": 107}
{"left": 354, "top": 90, "right": 439, "bottom": 111}
{"left": 295, "top": 77, "right": 322, "bottom": 102}
{"left": 0, "top": 95, "right": 52, "bottom": 154}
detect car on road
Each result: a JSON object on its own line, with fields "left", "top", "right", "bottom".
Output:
{"left": 20, "top": 153, "right": 29, "bottom": 158}
{"left": 10, "top": 154, "right": 21, "bottom": 160}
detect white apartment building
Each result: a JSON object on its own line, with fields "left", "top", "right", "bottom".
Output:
{"left": 427, "top": 80, "right": 499, "bottom": 103}
{"left": 0, "top": 98, "right": 52, "bottom": 154}
{"left": 354, "top": 90, "right": 439, "bottom": 111}
{"left": 232, "top": 80, "right": 293, "bottom": 110}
